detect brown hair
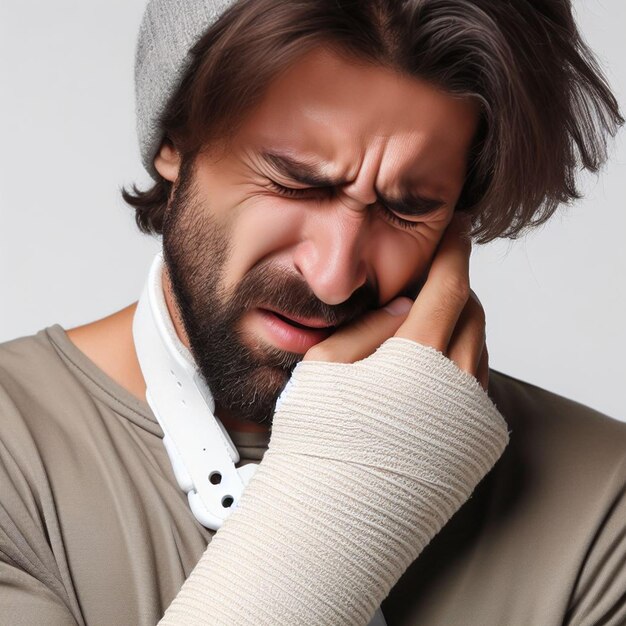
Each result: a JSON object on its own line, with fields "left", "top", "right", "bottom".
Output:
{"left": 121, "top": 0, "right": 623, "bottom": 244}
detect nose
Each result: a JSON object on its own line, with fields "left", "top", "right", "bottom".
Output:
{"left": 292, "top": 205, "right": 370, "bottom": 306}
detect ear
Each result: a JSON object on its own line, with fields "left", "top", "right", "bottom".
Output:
{"left": 154, "top": 138, "right": 181, "bottom": 182}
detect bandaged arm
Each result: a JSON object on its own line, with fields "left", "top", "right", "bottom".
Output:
{"left": 159, "top": 337, "right": 511, "bottom": 625}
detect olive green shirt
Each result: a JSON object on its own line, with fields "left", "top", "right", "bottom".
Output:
{"left": 1, "top": 325, "right": 625, "bottom": 625}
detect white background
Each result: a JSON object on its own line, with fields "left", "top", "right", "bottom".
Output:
{"left": 1, "top": 1, "right": 624, "bottom": 420}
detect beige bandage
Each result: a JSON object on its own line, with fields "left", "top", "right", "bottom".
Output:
{"left": 159, "top": 337, "right": 510, "bottom": 625}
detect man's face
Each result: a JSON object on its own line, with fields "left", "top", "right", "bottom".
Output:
{"left": 160, "top": 46, "right": 479, "bottom": 427}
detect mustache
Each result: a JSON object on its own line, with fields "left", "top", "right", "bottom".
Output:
{"left": 227, "top": 262, "right": 379, "bottom": 329}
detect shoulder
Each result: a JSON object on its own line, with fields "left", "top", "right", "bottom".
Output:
{"left": 0, "top": 325, "right": 85, "bottom": 426}
{"left": 489, "top": 368, "right": 626, "bottom": 440}
{"left": 488, "top": 370, "right": 626, "bottom": 624}
{"left": 0, "top": 329, "right": 84, "bottom": 624}
{"left": 0, "top": 327, "right": 63, "bottom": 425}
{"left": 0, "top": 328, "right": 64, "bottom": 531}
{"left": 0, "top": 325, "right": 96, "bottom": 473}
{"left": 0, "top": 325, "right": 73, "bottom": 401}
{"left": 487, "top": 368, "right": 626, "bottom": 495}
{"left": 0, "top": 326, "right": 67, "bottom": 460}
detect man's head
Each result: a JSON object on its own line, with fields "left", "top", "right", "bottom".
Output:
{"left": 123, "top": 0, "right": 623, "bottom": 426}
{"left": 155, "top": 45, "right": 478, "bottom": 426}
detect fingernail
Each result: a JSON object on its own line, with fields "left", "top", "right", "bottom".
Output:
{"left": 383, "top": 297, "right": 413, "bottom": 316}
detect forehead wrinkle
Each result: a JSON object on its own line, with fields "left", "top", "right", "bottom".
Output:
{"left": 376, "top": 132, "right": 419, "bottom": 193}
{"left": 258, "top": 146, "right": 449, "bottom": 217}
{"left": 260, "top": 148, "right": 340, "bottom": 182}
{"left": 259, "top": 143, "right": 403, "bottom": 192}
{"left": 380, "top": 130, "right": 460, "bottom": 198}
{"left": 261, "top": 148, "right": 374, "bottom": 194}
{"left": 259, "top": 141, "right": 450, "bottom": 201}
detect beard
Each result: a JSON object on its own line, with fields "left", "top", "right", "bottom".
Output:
{"left": 160, "top": 156, "right": 378, "bottom": 428}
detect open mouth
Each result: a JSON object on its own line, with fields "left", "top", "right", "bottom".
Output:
{"left": 270, "top": 310, "right": 334, "bottom": 331}
{"left": 255, "top": 308, "right": 336, "bottom": 353}
{"left": 261, "top": 307, "right": 337, "bottom": 330}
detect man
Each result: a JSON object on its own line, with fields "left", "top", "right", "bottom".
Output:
{"left": 1, "top": 0, "right": 624, "bottom": 625}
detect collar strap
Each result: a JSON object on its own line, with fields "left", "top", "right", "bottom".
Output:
{"left": 132, "top": 251, "right": 257, "bottom": 530}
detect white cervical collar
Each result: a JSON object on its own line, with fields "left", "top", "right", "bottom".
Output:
{"left": 132, "top": 251, "right": 258, "bottom": 531}
{"left": 132, "top": 251, "right": 388, "bottom": 626}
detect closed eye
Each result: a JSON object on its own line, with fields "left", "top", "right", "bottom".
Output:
{"left": 266, "top": 180, "right": 424, "bottom": 231}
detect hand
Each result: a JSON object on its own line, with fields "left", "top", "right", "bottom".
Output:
{"left": 303, "top": 212, "right": 490, "bottom": 391}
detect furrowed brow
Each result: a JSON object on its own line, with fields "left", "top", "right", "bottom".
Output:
{"left": 260, "top": 149, "right": 446, "bottom": 217}
{"left": 261, "top": 150, "right": 332, "bottom": 187}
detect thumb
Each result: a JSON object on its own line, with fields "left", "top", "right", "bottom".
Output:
{"left": 302, "top": 297, "right": 414, "bottom": 363}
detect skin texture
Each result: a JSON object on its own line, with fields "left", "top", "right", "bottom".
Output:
{"left": 67, "top": 46, "right": 483, "bottom": 435}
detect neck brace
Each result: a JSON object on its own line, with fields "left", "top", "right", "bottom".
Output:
{"left": 132, "top": 251, "right": 258, "bottom": 531}
{"left": 135, "top": 251, "right": 390, "bottom": 626}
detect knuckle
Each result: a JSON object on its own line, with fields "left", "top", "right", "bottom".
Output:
{"left": 470, "top": 298, "right": 486, "bottom": 328}
{"left": 468, "top": 288, "right": 482, "bottom": 306}
{"left": 467, "top": 291, "right": 486, "bottom": 331}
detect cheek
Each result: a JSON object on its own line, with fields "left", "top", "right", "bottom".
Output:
{"left": 223, "top": 198, "right": 304, "bottom": 289}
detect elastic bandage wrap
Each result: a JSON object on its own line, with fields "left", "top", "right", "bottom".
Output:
{"left": 159, "top": 337, "right": 511, "bottom": 625}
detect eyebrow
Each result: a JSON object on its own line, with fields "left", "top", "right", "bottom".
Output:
{"left": 260, "top": 150, "right": 447, "bottom": 217}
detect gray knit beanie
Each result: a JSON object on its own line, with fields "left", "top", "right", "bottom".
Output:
{"left": 135, "top": 0, "right": 237, "bottom": 181}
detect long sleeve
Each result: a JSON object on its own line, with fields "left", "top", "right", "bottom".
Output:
{"left": 159, "top": 337, "right": 511, "bottom": 625}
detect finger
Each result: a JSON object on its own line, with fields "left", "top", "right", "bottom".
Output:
{"left": 303, "top": 296, "right": 413, "bottom": 363}
{"left": 394, "top": 212, "right": 472, "bottom": 352}
{"left": 446, "top": 290, "right": 487, "bottom": 376}
{"left": 476, "top": 342, "right": 489, "bottom": 392}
